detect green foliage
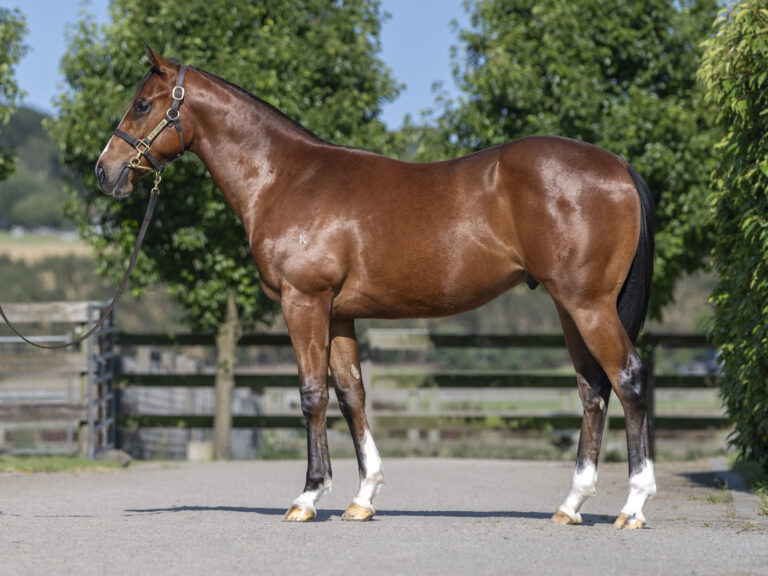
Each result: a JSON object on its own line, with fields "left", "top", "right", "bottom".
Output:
{"left": 0, "top": 7, "right": 27, "bottom": 181}
{"left": 408, "top": 0, "right": 720, "bottom": 318}
{"left": 699, "top": 1, "right": 768, "bottom": 471}
{"left": 49, "top": 0, "right": 400, "bottom": 332}
{"left": 0, "top": 107, "right": 71, "bottom": 229}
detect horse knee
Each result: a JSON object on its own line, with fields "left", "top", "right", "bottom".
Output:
{"left": 300, "top": 382, "right": 329, "bottom": 419}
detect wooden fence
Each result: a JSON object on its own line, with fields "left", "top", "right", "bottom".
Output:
{"left": 113, "top": 329, "right": 728, "bottom": 459}
{"left": 0, "top": 302, "right": 94, "bottom": 455}
{"left": 0, "top": 311, "right": 728, "bottom": 457}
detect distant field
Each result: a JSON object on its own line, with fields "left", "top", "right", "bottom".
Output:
{"left": 0, "top": 231, "right": 92, "bottom": 263}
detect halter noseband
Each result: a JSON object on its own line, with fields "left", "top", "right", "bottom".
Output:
{"left": 114, "top": 64, "right": 187, "bottom": 173}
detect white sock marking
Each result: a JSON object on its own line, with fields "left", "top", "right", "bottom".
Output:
{"left": 558, "top": 462, "right": 598, "bottom": 523}
{"left": 292, "top": 477, "right": 332, "bottom": 514}
{"left": 352, "top": 430, "right": 384, "bottom": 511}
{"left": 621, "top": 459, "right": 656, "bottom": 523}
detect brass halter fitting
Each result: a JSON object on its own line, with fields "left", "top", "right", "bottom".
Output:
{"left": 129, "top": 139, "right": 155, "bottom": 172}
{"left": 151, "top": 171, "right": 162, "bottom": 195}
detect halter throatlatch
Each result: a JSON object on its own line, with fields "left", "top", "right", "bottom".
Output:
{"left": 114, "top": 64, "right": 187, "bottom": 174}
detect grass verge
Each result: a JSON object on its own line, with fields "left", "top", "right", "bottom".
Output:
{"left": 0, "top": 455, "right": 121, "bottom": 474}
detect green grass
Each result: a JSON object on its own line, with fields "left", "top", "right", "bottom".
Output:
{"left": 0, "top": 230, "right": 82, "bottom": 245}
{"left": 706, "top": 484, "right": 734, "bottom": 504}
{"left": 0, "top": 455, "right": 121, "bottom": 474}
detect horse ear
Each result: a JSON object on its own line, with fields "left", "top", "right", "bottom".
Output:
{"left": 144, "top": 44, "right": 160, "bottom": 68}
{"left": 143, "top": 43, "right": 171, "bottom": 75}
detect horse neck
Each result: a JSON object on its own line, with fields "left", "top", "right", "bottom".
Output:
{"left": 185, "top": 68, "right": 323, "bottom": 229}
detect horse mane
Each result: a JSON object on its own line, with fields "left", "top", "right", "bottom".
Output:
{"left": 188, "top": 65, "right": 325, "bottom": 144}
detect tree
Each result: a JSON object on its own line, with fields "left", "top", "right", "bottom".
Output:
{"left": 49, "top": 0, "right": 400, "bottom": 458}
{"left": 699, "top": 1, "right": 768, "bottom": 470}
{"left": 0, "top": 7, "right": 27, "bottom": 182}
{"left": 409, "top": 0, "right": 720, "bottom": 318}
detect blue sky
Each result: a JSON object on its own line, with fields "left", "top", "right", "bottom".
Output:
{"left": 1, "top": 0, "right": 469, "bottom": 129}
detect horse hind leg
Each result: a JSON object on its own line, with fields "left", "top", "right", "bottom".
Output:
{"left": 563, "top": 298, "right": 656, "bottom": 530}
{"left": 551, "top": 304, "right": 612, "bottom": 526}
{"left": 329, "top": 319, "right": 383, "bottom": 521}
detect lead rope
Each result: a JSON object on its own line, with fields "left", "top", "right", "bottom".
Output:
{"left": 0, "top": 171, "right": 162, "bottom": 350}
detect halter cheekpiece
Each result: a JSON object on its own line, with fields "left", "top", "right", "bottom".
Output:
{"left": 114, "top": 64, "right": 187, "bottom": 173}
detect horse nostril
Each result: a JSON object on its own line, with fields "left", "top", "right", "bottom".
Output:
{"left": 97, "top": 165, "right": 107, "bottom": 185}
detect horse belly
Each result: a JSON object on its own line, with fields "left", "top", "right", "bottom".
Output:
{"left": 332, "top": 243, "right": 526, "bottom": 320}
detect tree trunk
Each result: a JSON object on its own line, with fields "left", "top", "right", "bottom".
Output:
{"left": 214, "top": 292, "right": 242, "bottom": 460}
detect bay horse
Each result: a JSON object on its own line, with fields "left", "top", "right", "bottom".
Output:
{"left": 96, "top": 46, "right": 656, "bottom": 529}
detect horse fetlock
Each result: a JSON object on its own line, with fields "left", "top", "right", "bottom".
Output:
{"left": 619, "top": 459, "right": 655, "bottom": 526}
{"left": 557, "top": 461, "right": 597, "bottom": 522}
{"left": 292, "top": 477, "right": 331, "bottom": 510}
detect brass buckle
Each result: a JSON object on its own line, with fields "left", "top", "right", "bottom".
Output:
{"left": 135, "top": 139, "right": 151, "bottom": 154}
{"left": 172, "top": 86, "right": 185, "bottom": 101}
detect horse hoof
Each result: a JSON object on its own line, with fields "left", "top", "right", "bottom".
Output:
{"left": 284, "top": 505, "right": 315, "bottom": 522}
{"left": 342, "top": 503, "right": 375, "bottom": 521}
{"left": 550, "top": 509, "right": 581, "bottom": 526}
{"left": 614, "top": 513, "right": 644, "bottom": 530}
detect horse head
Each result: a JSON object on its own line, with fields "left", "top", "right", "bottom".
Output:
{"left": 96, "top": 45, "right": 189, "bottom": 197}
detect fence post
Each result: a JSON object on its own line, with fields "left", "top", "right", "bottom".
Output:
{"left": 87, "top": 304, "right": 96, "bottom": 459}
{"left": 214, "top": 292, "right": 242, "bottom": 460}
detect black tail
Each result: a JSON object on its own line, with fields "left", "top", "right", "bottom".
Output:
{"left": 617, "top": 164, "right": 655, "bottom": 343}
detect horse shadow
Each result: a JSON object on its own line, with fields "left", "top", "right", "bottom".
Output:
{"left": 123, "top": 506, "right": 613, "bottom": 524}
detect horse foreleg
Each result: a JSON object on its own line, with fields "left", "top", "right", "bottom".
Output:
{"left": 551, "top": 305, "right": 612, "bottom": 526}
{"left": 329, "top": 319, "right": 383, "bottom": 521}
{"left": 281, "top": 286, "right": 333, "bottom": 522}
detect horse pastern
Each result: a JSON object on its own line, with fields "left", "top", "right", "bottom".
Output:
{"left": 614, "top": 513, "right": 645, "bottom": 530}
{"left": 551, "top": 509, "right": 582, "bottom": 526}
{"left": 622, "top": 517, "right": 645, "bottom": 530}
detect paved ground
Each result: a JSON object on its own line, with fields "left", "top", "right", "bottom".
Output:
{"left": 1, "top": 458, "right": 766, "bottom": 575}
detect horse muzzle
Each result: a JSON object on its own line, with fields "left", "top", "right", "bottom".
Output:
{"left": 96, "top": 162, "right": 134, "bottom": 197}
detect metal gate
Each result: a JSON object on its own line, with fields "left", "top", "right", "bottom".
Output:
{"left": 86, "top": 302, "right": 116, "bottom": 458}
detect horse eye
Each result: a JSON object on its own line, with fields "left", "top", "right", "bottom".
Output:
{"left": 133, "top": 99, "right": 151, "bottom": 114}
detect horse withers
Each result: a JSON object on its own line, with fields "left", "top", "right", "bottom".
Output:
{"left": 96, "top": 46, "right": 656, "bottom": 529}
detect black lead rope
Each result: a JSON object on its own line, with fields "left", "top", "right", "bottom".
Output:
{"left": 0, "top": 186, "right": 160, "bottom": 350}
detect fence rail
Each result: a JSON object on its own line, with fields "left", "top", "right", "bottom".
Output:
{"left": 0, "top": 301, "right": 113, "bottom": 457}
{"left": 113, "top": 330, "right": 727, "bottom": 449}
{"left": 1, "top": 317, "right": 727, "bottom": 458}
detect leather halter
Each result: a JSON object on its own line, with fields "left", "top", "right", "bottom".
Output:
{"left": 114, "top": 64, "right": 187, "bottom": 173}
